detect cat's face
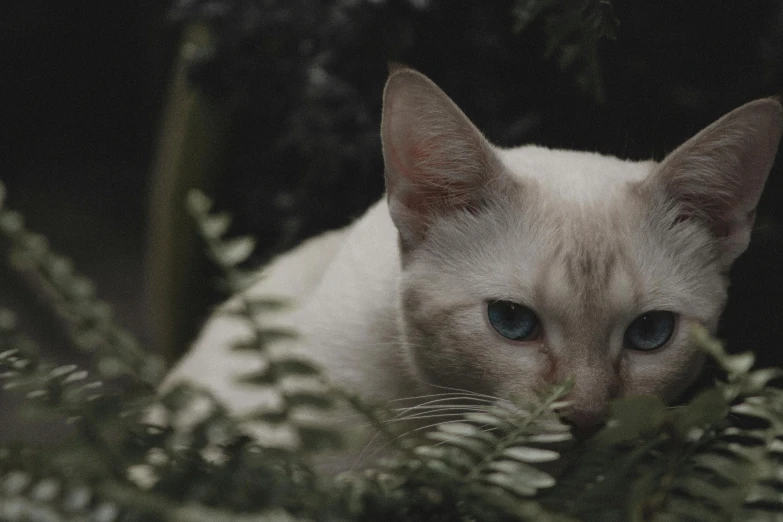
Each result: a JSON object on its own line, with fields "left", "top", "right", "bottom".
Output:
{"left": 381, "top": 68, "right": 782, "bottom": 430}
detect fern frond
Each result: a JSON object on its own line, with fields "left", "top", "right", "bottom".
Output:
{"left": 186, "top": 190, "right": 340, "bottom": 455}
{"left": 0, "top": 461, "right": 311, "bottom": 522}
{"left": 512, "top": 0, "right": 618, "bottom": 102}
{"left": 0, "top": 468, "right": 120, "bottom": 522}
{"left": 648, "top": 329, "right": 783, "bottom": 521}
{"left": 5, "top": 179, "right": 783, "bottom": 520}
{"left": 543, "top": 326, "right": 783, "bottom": 521}
{"left": 0, "top": 182, "right": 164, "bottom": 387}
{"left": 339, "top": 382, "right": 576, "bottom": 521}
{"left": 0, "top": 308, "right": 158, "bottom": 480}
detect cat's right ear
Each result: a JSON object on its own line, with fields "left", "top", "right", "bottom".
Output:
{"left": 381, "top": 69, "right": 502, "bottom": 250}
{"left": 647, "top": 97, "right": 782, "bottom": 268}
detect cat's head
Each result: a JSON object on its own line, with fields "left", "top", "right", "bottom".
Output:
{"left": 381, "top": 68, "right": 782, "bottom": 431}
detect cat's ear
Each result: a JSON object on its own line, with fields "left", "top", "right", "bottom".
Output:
{"left": 381, "top": 68, "right": 502, "bottom": 249}
{"left": 648, "top": 97, "right": 782, "bottom": 267}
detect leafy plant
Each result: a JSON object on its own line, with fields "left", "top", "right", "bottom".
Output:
{"left": 513, "top": 0, "right": 618, "bottom": 102}
{"left": 1, "top": 182, "right": 782, "bottom": 520}
{"left": 541, "top": 327, "right": 783, "bottom": 522}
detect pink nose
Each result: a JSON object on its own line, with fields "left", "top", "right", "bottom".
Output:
{"left": 563, "top": 407, "right": 608, "bottom": 438}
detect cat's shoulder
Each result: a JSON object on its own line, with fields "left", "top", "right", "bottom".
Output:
{"left": 160, "top": 197, "right": 400, "bottom": 405}
{"left": 245, "top": 198, "right": 398, "bottom": 305}
{"left": 245, "top": 226, "right": 349, "bottom": 305}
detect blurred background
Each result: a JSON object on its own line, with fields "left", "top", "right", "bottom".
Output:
{"left": 1, "top": 0, "right": 783, "bottom": 437}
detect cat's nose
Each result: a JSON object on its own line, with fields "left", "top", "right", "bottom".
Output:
{"left": 563, "top": 407, "right": 607, "bottom": 438}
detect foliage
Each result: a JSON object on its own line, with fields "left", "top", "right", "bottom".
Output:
{"left": 165, "top": 0, "right": 626, "bottom": 261}
{"left": 166, "top": 0, "right": 783, "bottom": 266}
{"left": 512, "top": 0, "right": 618, "bottom": 102}
{"left": 163, "top": 0, "right": 783, "bottom": 371}
{"left": 542, "top": 329, "right": 783, "bottom": 522}
{"left": 2, "top": 182, "right": 783, "bottom": 520}
{"left": 0, "top": 184, "right": 163, "bottom": 387}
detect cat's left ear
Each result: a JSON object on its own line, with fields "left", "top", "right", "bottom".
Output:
{"left": 381, "top": 68, "right": 505, "bottom": 250}
{"left": 648, "top": 97, "right": 782, "bottom": 267}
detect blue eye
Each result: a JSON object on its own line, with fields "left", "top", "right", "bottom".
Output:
{"left": 487, "top": 300, "right": 540, "bottom": 341}
{"left": 625, "top": 311, "right": 676, "bottom": 351}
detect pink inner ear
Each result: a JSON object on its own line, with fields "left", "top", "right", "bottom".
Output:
{"left": 403, "top": 138, "right": 447, "bottom": 183}
{"left": 384, "top": 96, "right": 459, "bottom": 185}
{"left": 381, "top": 68, "right": 502, "bottom": 248}
{"left": 384, "top": 107, "right": 484, "bottom": 213}
{"left": 653, "top": 97, "right": 782, "bottom": 265}
{"left": 383, "top": 95, "right": 435, "bottom": 192}
{"left": 411, "top": 139, "right": 455, "bottom": 176}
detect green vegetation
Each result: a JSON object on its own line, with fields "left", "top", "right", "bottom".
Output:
{"left": 1, "top": 182, "right": 782, "bottom": 521}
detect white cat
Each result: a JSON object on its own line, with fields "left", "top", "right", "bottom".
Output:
{"left": 163, "top": 68, "right": 782, "bottom": 450}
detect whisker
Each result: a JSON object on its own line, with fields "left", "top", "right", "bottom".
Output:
{"left": 389, "top": 396, "right": 495, "bottom": 411}
{"left": 338, "top": 403, "right": 498, "bottom": 435}
{"left": 321, "top": 399, "right": 490, "bottom": 429}
{"left": 389, "top": 407, "right": 495, "bottom": 424}
{"left": 385, "top": 391, "right": 497, "bottom": 404}
{"left": 407, "top": 378, "right": 520, "bottom": 411}
{"left": 390, "top": 403, "right": 493, "bottom": 414}
{"left": 332, "top": 403, "right": 497, "bottom": 438}
{"left": 355, "top": 419, "right": 481, "bottom": 468}
{"left": 416, "top": 381, "right": 508, "bottom": 403}
{"left": 385, "top": 396, "right": 495, "bottom": 429}
{"left": 432, "top": 422, "right": 496, "bottom": 448}
{"left": 385, "top": 411, "right": 470, "bottom": 424}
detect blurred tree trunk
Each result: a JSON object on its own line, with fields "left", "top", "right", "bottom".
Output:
{"left": 146, "top": 24, "right": 227, "bottom": 364}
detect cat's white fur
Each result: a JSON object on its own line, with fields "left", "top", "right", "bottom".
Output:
{"left": 163, "top": 69, "right": 782, "bottom": 455}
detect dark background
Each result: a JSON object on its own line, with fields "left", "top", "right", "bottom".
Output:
{"left": 1, "top": 0, "right": 782, "bottom": 424}
{"left": 2, "top": 2, "right": 170, "bottom": 346}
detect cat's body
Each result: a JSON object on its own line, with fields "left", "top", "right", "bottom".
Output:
{"left": 163, "top": 69, "right": 782, "bottom": 456}
{"left": 170, "top": 202, "right": 410, "bottom": 411}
